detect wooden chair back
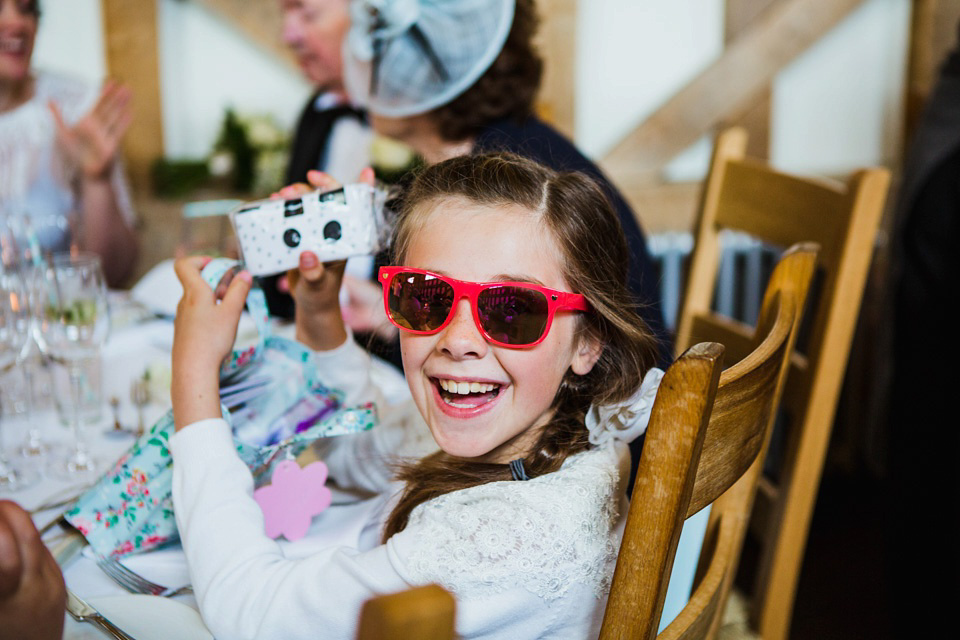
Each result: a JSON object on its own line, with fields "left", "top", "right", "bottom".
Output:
{"left": 355, "top": 584, "right": 456, "bottom": 640}
{"left": 600, "top": 245, "right": 818, "bottom": 640}
{"left": 674, "top": 127, "right": 889, "bottom": 639}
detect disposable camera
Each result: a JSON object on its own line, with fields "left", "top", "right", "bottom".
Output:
{"left": 230, "top": 183, "right": 388, "bottom": 277}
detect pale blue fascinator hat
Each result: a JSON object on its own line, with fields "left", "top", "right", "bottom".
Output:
{"left": 344, "top": 0, "right": 515, "bottom": 118}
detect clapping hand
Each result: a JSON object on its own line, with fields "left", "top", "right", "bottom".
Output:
{"left": 49, "top": 79, "right": 132, "bottom": 181}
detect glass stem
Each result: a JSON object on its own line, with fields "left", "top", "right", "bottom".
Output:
{"left": 0, "top": 411, "right": 18, "bottom": 485}
{"left": 68, "top": 364, "right": 90, "bottom": 466}
{"left": 22, "top": 364, "right": 42, "bottom": 449}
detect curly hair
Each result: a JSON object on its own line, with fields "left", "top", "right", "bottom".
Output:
{"left": 381, "top": 152, "right": 659, "bottom": 540}
{"left": 429, "top": 0, "right": 543, "bottom": 142}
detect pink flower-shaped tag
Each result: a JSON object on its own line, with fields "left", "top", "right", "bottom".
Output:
{"left": 253, "top": 459, "right": 333, "bottom": 541}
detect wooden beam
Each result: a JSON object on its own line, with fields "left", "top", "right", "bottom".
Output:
{"left": 723, "top": 0, "right": 783, "bottom": 159}
{"left": 101, "top": 0, "right": 165, "bottom": 192}
{"left": 535, "top": 0, "right": 577, "bottom": 139}
{"left": 623, "top": 181, "right": 701, "bottom": 235}
{"left": 601, "top": 0, "right": 866, "bottom": 184}
{"left": 192, "top": 0, "right": 296, "bottom": 70}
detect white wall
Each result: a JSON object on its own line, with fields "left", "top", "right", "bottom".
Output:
{"left": 576, "top": 0, "right": 725, "bottom": 162}
{"left": 159, "top": 0, "right": 310, "bottom": 159}
{"left": 31, "top": 0, "right": 910, "bottom": 175}
{"left": 31, "top": 0, "right": 107, "bottom": 83}
{"left": 576, "top": 0, "right": 911, "bottom": 179}
{"left": 32, "top": 0, "right": 310, "bottom": 161}
{"left": 771, "top": 0, "right": 910, "bottom": 174}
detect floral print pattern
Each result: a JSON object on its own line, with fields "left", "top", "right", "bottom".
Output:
{"left": 65, "top": 335, "right": 377, "bottom": 558}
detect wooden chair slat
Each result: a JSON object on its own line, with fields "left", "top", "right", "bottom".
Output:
{"left": 600, "top": 245, "right": 817, "bottom": 640}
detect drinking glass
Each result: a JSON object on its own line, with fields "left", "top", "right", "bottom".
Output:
{"left": 1, "top": 212, "right": 54, "bottom": 458}
{"left": 0, "top": 267, "right": 39, "bottom": 492}
{"left": 35, "top": 253, "right": 110, "bottom": 480}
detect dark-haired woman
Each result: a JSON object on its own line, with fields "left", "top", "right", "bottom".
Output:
{"left": 339, "top": 0, "right": 669, "bottom": 361}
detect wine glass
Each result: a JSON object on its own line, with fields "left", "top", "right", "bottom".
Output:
{"left": 35, "top": 253, "right": 110, "bottom": 480}
{"left": 0, "top": 266, "right": 40, "bottom": 492}
{"left": 1, "top": 211, "right": 54, "bottom": 459}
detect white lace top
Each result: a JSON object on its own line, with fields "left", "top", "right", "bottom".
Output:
{"left": 171, "top": 335, "right": 652, "bottom": 640}
{"left": 0, "top": 70, "right": 133, "bottom": 251}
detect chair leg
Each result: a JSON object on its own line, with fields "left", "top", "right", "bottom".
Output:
{"left": 750, "top": 408, "right": 834, "bottom": 640}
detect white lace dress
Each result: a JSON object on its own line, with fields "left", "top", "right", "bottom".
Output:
{"left": 0, "top": 70, "right": 133, "bottom": 251}
{"left": 171, "top": 334, "right": 656, "bottom": 640}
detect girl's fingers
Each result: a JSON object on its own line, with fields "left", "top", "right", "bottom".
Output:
{"left": 298, "top": 251, "right": 325, "bottom": 282}
{"left": 275, "top": 182, "right": 312, "bottom": 199}
{"left": 358, "top": 167, "right": 376, "bottom": 186}
{"left": 306, "top": 170, "right": 341, "bottom": 191}
{"left": 219, "top": 270, "right": 253, "bottom": 318}
{"left": 173, "top": 256, "right": 214, "bottom": 288}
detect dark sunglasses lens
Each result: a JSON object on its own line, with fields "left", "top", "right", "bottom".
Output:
{"left": 477, "top": 286, "right": 549, "bottom": 345}
{"left": 386, "top": 272, "right": 455, "bottom": 332}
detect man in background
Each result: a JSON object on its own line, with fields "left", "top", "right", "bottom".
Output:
{"left": 265, "top": 0, "right": 372, "bottom": 317}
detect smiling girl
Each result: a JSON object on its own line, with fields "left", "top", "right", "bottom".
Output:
{"left": 170, "top": 152, "right": 662, "bottom": 639}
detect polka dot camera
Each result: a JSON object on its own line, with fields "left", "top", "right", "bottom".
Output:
{"left": 230, "top": 183, "right": 387, "bottom": 277}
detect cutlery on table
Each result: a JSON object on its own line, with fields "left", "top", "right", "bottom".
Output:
{"left": 105, "top": 396, "right": 135, "bottom": 437}
{"left": 95, "top": 553, "right": 193, "bottom": 597}
{"left": 66, "top": 587, "right": 136, "bottom": 640}
{"left": 130, "top": 377, "right": 150, "bottom": 437}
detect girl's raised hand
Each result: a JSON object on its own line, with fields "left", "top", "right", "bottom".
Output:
{"left": 290, "top": 251, "right": 348, "bottom": 351}
{"left": 171, "top": 257, "right": 252, "bottom": 430}
{"left": 273, "top": 168, "right": 376, "bottom": 351}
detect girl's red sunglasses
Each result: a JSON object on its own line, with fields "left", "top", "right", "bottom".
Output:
{"left": 378, "top": 267, "right": 590, "bottom": 348}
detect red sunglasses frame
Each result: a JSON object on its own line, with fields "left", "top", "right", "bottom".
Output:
{"left": 378, "top": 266, "right": 590, "bottom": 348}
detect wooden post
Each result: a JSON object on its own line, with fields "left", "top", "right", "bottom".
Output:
{"left": 535, "top": 0, "right": 577, "bottom": 140}
{"left": 100, "top": 0, "right": 165, "bottom": 192}
{"left": 723, "top": 0, "right": 782, "bottom": 159}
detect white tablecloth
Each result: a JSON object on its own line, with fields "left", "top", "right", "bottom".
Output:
{"left": 2, "top": 290, "right": 404, "bottom": 639}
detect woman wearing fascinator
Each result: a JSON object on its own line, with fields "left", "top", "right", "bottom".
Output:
{"left": 306, "top": 0, "right": 670, "bottom": 367}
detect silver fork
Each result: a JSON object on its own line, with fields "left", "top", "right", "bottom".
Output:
{"left": 94, "top": 554, "right": 193, "bottom": 597}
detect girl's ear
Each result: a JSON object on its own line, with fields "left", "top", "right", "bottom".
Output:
{"left": 570, "top": 334, "right": 603, "bottom": 376}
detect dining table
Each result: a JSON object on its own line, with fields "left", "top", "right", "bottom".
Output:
{"left": 5, "top": 260, "right": 408, "bottom": 640}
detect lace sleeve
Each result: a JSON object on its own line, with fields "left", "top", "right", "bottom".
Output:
{"left": 390, "top": 446, "right": 623, "bottom": 602}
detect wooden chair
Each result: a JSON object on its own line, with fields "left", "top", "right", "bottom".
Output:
{"left": 674, "top": 127, "right": 890, "bottom": 639}
{"left": 356, "top": 584, "right": 456, "bottom": 640}
{"left": 601, "top": 245, "right": 818, "bottom": 640}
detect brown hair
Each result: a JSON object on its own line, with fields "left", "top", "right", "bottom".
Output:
{"left": 429, "top": 0, "right": 543, "bottom": 142}
{"left": 382, "top": 152, "right": 659, "bottom": 540}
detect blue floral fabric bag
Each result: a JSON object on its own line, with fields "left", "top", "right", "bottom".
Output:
{"left": 65, "top": 259, "right": 376, "bottom": 557}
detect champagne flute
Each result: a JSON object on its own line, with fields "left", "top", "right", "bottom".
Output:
{"left": 1, "top": 212, "right": 53, "bottom": 458}
{"left": 0, "top": 267, "right": 39, "bottom": 492}
{"left": 35, "top": 253, "right": 110, "bottom": 480}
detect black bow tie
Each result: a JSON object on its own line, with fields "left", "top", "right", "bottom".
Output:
{"left": 285, "top": 96, "right": 366, "bottom": 185}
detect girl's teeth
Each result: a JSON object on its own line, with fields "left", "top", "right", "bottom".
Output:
{"left": 438, "top": 379, "right": 497, "bottom": 394}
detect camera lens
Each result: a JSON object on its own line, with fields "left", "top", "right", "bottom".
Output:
{"left": 283, "top": 228, "right": 302, "bottom": 248}
{"left": 323, "top": 220, "right": 342, "bottom": 242}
